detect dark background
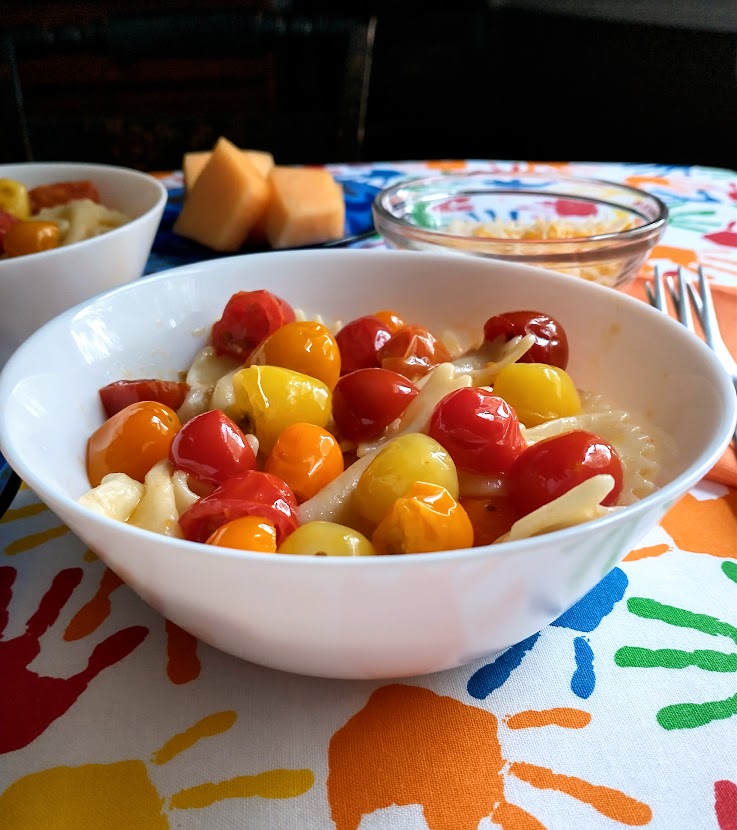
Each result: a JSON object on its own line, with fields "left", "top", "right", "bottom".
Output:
{"left": 2, "top": 0, "right": 736, "bottom": 171}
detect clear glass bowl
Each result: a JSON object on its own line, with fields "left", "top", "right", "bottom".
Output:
{"left": 372, "top": 172, "right": 669, "bottom": 288}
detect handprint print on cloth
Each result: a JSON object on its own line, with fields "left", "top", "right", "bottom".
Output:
{"left": 328, "top": 684, "right": 652, "bottom": 830}
{"left": 0, "top": 710, "right": 314, "bottom": 828}
{"left": 615, "top": 561, "right": 737, "bottom": 730}
{"left": 467, "top": 567, "right": 628, "bottom": 701}
{"left": 0, "top": 566, "right": 148, "bottom": 754}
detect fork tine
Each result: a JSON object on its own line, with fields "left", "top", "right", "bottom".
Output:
{"left": 667, "top": 268, "right": 695, "bottom": 330}
{"left": 688, "top": 266, "right": 715, "bottom": 350}
{"left": 645, "top": 265, "right": 666, "bottom": 310}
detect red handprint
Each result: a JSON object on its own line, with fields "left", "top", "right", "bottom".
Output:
{"left": 0, "top": 566, "right": 147, "bottom": 754}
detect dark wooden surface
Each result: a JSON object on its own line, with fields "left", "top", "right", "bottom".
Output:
{"left": 1, "top": 1, "right": 736, "bottom": 171}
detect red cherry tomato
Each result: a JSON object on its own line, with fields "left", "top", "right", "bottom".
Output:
{"left": 332, "top": 368, "right": 419, "bottom": 443}
{"left": 0, "top": 209, "right": 19, "bottom": 254}
{"left": 169, "top": 409, "right": 257, "bottom": 486}
{"left": 211, "top": 290, "right": 296, "bottom": 361}
{"left": 483, "top": 310, "right": 569, "bottom": 369}
{"left": 428, "top": 387, "right": 526, "bottom": 475}
{"left": 98, "top": 379, "right": 190, "bottom": 418}
{"left": 335, "top": 315, "right": 392, "bottom": 374}
{"left": 379, "top": 324, "right": 452, "bottom": 381}
{"left": 508, "top": 429, "right": 624, "bottom": 516}
{"left": 178, "top": 470, "right": 299, "bottom": 544}
{"left": 28, "top": 180, "right": 101, "bottom": 213}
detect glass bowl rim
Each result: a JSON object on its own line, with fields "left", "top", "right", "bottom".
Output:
{"left": 372, "top": 171, "right": 670, "bottom": 248}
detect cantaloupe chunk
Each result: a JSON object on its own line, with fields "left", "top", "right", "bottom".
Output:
{"left": 183, "top": 148, "right": 274, "bottom": 190}
{"left": 173, "top": 137, "right": 270, "bottom": 252}
{"left": 264, "top": 166, "right": 345, "bottom": 249}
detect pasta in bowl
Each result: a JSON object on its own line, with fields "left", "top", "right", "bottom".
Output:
{"left": 0, "top": 250, "right": 734, "bottom": 679}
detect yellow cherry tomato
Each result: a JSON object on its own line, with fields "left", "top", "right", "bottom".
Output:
{"left": 0, "top": 178, "right": 30, "bottom": 219}
{"left": 353, "top": 433, "right": 459, "bottom": 526}
{"left": 206, "top": 516, "right": 278, "bottom": 552}
{"left": 373, "top": 309, "right": 405, "bottom": 333}
{"left": 232, "top": 365, "right": 331, "bottom": 455}
{"left": 264, "top": 422, "right": 344, "bottom": 502}
{"left": 492, "top": 362, "right": 581, "bottom": 427}
{"left": 248, "top": 320, "right": 341, "bottom": 390}
{"left": 4, "top": 220, "right": 60, "bottom": 257}
{"left": 277, "top": 521, "right": 376, "bottom": 556}
{"left": 372, "top": 481, "right": 474, "bottom": 554}
{"left": 86, "top": 401, "right": 181, "bottom": 487}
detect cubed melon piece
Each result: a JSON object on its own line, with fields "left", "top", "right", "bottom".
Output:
{"left": 183, "top": 147, "right": 274, "bottom": 190}
{"left": 173, "top": 137, "right": 270, "bottom": 252}
{"left": 264, "top": 167, "right": 345, "bottom": 249}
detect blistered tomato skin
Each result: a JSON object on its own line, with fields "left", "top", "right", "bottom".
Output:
{"left": 508, "top": 429, "right": 624, "bottom": 516}
{"left": 483, "top": 311, "right": 569, "bottom": 369}
{"left": 372, "top": 309, "right": 405, "bottom": 333}
{"left": 169, "top": 409, "right": 257, "bottom": 486}
{"left": 248, "top": 320, "right": 341, "bottom": 389}
{"left": 86, "top": 401, "right": 181, "bottom": 487}
{"left": 210, "top": 290, "right": 296, "bottom": 361}
{"left": 492, "top": 362, "right": 581, "bottom": 427}
{"left": 379, "top": 324, "right": 452, "bottom": 381}
{"left": 428, "top": 387, "right": 526, "bottom": 476}
{"left": 206, "top": 516, "right": 278, "bottom": 552}
{"left": 335, "top": 315, "right": 393, "bottom": 374}
{"left": 332, "top": 368, "right": 419, "bottom": 443}
{"left": 232, "top": 365, "right": 332, "bottom": 455}
{"left": 264, "top": 423, "right": 344, "bottom": 502}
{"left": 178, "top": 470, "right": 299, "bottom": 544}
{"left": 353, "top": 433, "right": 459, "bottom": 526}
{"left": 99, "top": 379, "right": 190, "bottom": 418}
{"left": 277, "top": 521, "right": 376, "bottom": 556}
{"left": 372, "top": 481, "right": 474, "bottom": 555}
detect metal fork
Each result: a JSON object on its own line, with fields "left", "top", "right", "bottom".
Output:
{"left": 646, "top": 266, "right": 737, "bottom": 445}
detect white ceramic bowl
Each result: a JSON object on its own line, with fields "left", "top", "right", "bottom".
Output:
{"left": 0, "top": 250, "right": 734, "bottom": 679}
{"left": 0, "top": 162, "right": 167, "bottom": 365}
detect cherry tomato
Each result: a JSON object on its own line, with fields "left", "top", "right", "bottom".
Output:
{"left": 3, "top": 220, "right": 60, "bottom": 257}
{"left": 248, "top": 320, "right": 341, "bottom": 389}
{"left": 98, "top": 379, "right": 190, "bottom": 418}
{"left": 206, "top": 516, "right": 278, "bottom": 552}
{"left": 169, "top": 409, "right": 257, "bottom": 486}
{"left": 335, "top": 315, "right": 392, "bottom": 374}
{"left": 87, "top": 401, "right": 181, "bottom": 487}
{"left": 372, "top": 481, "right": 474, "bottom": 555}
{"left": 428, "top": 387, "right": 526, "bottom": 476}
{"left": 492, "top": 363, "right": 581, "bottom": 428}
{"left": 0, "top": 209, "right": 19, "bottom": 253}
{"left": 483, "top": 310, "right": 569, "bottom": 369}
{"left": 373, "top": 309, "right": 405, "bottom": 333}
{"left": 332, "top": 368, "right": 419, "bottom": 443}
{"left": 379, "top": 324, "right": 451, "bottom": 381}
{"left": 211, "top": 290, "right": 296, "bottom": 361}
{"left": 277, "top": 521, "right": 376, "bottom": 556}
{"left": 508, "top": 429, "right": 624, "bottom": 516}
{"left": 264, "top": 423, "right": 344, "bottom": 502}
{"left": 0, "top": 178, "right": 30, "bottom": 219}
{"left": 460, "top": 495, "right": 520, "bottom": 546}
{"left": 28, "top": 180, "right": 101, "bottom": 213}
{"left": 178, "top": 470, "right": 299, "bottom": 544}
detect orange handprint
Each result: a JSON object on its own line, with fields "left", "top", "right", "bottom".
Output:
{"left": 0, "top": 566, "right": 147, "bottom": 754}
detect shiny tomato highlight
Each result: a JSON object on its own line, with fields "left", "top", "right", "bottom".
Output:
{"left": 379, "top": 324, "right": 451, "bottom": 381}
{"left": 211, "top": 290, "right": 295, "bottom": 361}
{"left": 483, "top": 310, "right": 569, "bottom": 369}
{"left": 335, "top": 315, "right": 393, "bottom": 374}
{"left": 508, "top": 429, "right": 624, "bottom": 516}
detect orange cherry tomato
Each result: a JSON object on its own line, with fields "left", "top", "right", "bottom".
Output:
{"left": 205, "top": 516, "right": 278, "bottom": 552}
{"left": 460, "top": 495, "right": 520, "bottom": 546}
{"left": 264, "top": 422, "right": 344, "bottom": 502}
{"left": 3, "top": 220, "right": 60, "bottom": 257}
{"left": 248, "top": 320, "right": 341, "bottom": 389}
{"left": 28, "top": 180, "right": 101, "bottom": 213}
{"left": 373, "top": 309, "right": 405, "bottom": 333}
{"left": 379, "top": 324, "right": 452, "bottom": 381}
{"left": 86, "top": 401, "right": 181, "bottom": 487}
